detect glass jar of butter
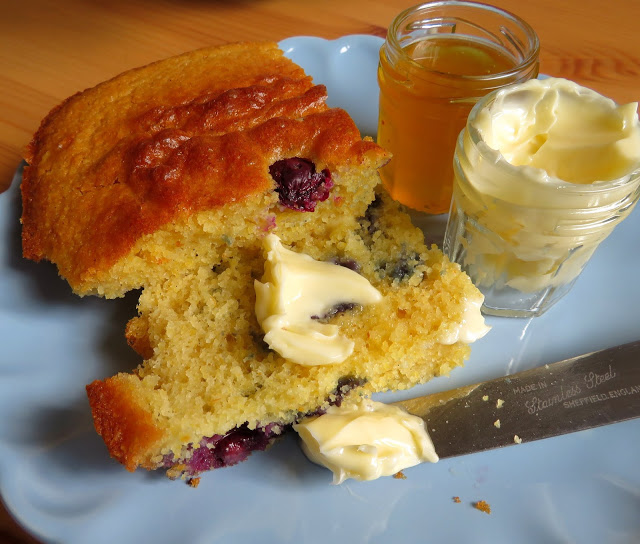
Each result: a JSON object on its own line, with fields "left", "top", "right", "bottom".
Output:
{"left": 444, "top": 77, "right": 640, "bottom": 317}
{"left": 377, "top": 1, "right": 539, "bottom": 215}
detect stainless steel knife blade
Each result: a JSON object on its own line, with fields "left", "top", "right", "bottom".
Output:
{"left": 395, "top": 340, "right": 640, "bottom": 458}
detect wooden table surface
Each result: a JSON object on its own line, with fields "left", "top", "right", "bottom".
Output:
{"left": 1, "top": 0, "right": 639, "bottom": 541}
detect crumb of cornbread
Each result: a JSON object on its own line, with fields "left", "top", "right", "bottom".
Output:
{"left": 187, "top": 477, "right": 201, "bottom": 488}
{"left": 393, "top": 471, "right": 407, "bottom": 480}
{"left": 453, "top": 496, "right": 461, "bottom": 503}
{"left": 474, "top": 500, "right": 491, "bottom": 514}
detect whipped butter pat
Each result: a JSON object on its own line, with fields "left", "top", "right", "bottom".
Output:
{"left": 438, "top": 293, "right": 491, "bottom": 345}
{"left": 255, "top": 234, "right": 382, "bottom": 366}
{"left": 294, "top": 399, "right": 438, "bottom": 484}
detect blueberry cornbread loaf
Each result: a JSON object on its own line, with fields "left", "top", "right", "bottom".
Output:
{"left": 21, "top": 42, "right": 487, "bottom": 478}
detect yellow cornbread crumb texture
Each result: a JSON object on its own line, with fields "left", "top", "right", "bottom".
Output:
{"left": 118, "top": 189, "right": 477, "bottom": 461}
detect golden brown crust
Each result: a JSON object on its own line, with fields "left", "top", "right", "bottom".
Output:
{"left": 22, "top": 42, "right": 384, "bottom": 294}
{"left": 86, "top": 375, "right": 164, "bottom": 471}
{"left": 125, "top": 316, "right": 153, "bottom": 360}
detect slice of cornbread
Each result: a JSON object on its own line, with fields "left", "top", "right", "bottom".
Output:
{"left": 22, "top": 42, "right": 484, "bottom": 478}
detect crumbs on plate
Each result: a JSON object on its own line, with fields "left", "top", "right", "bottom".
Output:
{"left": 473, "top": 500, "right": 491, "bottom": 514}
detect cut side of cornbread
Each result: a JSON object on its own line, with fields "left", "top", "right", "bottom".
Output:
{"left": 98, "top": 191, "right": 477, "bottom": 473}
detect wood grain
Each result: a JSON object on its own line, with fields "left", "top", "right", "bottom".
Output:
{"left": 1, "top": 0, "right": 639, "bottom": 541}
{"left": 1, "top": 0, "right": 639, "bottom": 194}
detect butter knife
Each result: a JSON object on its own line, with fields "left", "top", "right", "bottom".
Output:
{"left": 395, "top": 340, "right": 640, "bottom": 458}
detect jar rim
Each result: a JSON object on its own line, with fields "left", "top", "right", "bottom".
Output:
{"left": 385, "top": 0, "right": 540, "bottom": 82}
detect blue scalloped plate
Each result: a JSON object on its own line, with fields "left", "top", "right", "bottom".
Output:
{"left": 1, "top": 35, "right": 639, "bottom": 544}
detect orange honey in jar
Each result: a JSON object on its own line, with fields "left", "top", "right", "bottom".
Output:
{"left": 377, "top": 1, "right": 540, "bottom": 214}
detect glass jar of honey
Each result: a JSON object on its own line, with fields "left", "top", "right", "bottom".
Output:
{"left": 377, "top": 1, "right": 539, "bottom": 214}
